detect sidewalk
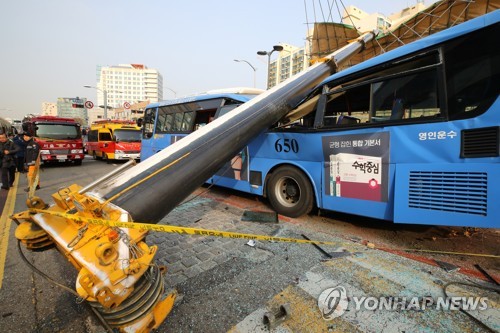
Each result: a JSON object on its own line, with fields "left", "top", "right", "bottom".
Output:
{"left": 229, "top": 230, "right": 500, "bottom": 332}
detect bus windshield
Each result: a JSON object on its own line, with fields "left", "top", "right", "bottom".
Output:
{"left": 114, "top": 129, "right": 141, "bottom": 142}
{"left": 35, "top": 124, "right": 80, "bottom": 140}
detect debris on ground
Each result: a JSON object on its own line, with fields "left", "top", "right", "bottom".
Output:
{"left": 241, "top": 211, "right": 278, "bottom": 223}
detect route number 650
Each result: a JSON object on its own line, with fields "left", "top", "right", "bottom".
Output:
{"left": 274, "top": 138, "right": 299, "bottom": 153}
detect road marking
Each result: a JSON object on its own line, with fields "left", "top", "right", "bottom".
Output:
{"left": 0, "top": 176, "right": 18, "bottom": 290}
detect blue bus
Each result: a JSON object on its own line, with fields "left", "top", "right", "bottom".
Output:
{"left": 140, "top": 88, "right": 263, "bottom": 160}
{"left": 141, "top": 12, "right": 499, "bottom": 228}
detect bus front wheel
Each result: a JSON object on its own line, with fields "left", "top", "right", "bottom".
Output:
{"left": 267, "top": 166, "right": 314, "bottom": 218}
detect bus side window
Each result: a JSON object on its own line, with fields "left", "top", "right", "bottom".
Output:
{"left": 181, "top": 111, "right": 195, "bottom": 131}
{"left": 322, "top": 84, "right": 370, "bottom": 127}
{"left": 216, "top": 104, "right": 239, "bottom": 118}
{"left": 173, "top": 113, "right": 183, "bottom": 131}
{"left": 163, "top": 114, "right": 174, "bottom": 131}
{"left": 445, "top": 24, "right": 499, "bottom": 119}
{"left": 371, "top": 69, "right": 441, "bottom": 122}
{"left": 193, "top": 109, "right": 217, "bottom": 130}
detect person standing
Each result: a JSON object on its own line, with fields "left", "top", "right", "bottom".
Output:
{"left": 0, "top": 132, "right": 20, "bottom": 190}
{"left": 23, "top": 132, "right": 41, "bottom": 191}
{"left": 13, "top": 132, "right": 26, "bottom": 173}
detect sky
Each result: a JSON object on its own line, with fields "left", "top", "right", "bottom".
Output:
{"left": 0, "top": 0, "right": 439, "bottom": 120}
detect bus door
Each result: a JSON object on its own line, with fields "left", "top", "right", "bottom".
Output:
{"left": 209, "top": 99, "right": 251, "bottom": 190}
{"left": 141, "top": 107, "right": 158, "bottom": 160}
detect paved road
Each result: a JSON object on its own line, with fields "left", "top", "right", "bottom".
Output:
{"left": 0, "top": 158, "right": 498, "bottom": 332}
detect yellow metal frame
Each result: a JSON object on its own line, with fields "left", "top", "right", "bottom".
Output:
{"left": 13, "top": 184, "right": 176, "bottom": 332}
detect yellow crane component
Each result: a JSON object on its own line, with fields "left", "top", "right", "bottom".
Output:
{"left": 13, "top": 184, "right": 176, "bottom": 332}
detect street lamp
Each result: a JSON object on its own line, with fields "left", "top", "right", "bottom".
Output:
{"left": 257, "top": 45, "right": 284, "bottom": 89}
{"left": 165, "top": 86, "right": 177, "bottom": 98}
{"left": 84, "top": 85, "right": 108, "bottom": 119}
{"left": 233, "top": 59, "right": 257, "bottom": 88}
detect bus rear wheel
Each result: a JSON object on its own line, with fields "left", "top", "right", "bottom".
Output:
{"left": 267, "top": 166, "right": 314, "bottom": 218}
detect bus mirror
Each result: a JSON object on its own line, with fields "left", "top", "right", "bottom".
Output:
{"left": 137, "top": 118, "right": 143, "bottom": 127}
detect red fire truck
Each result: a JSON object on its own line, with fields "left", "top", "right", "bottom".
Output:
{"left": 22, "top": 115, "right": 84, "bottom": 165}
{"left": 85, "top": 120, "right": 141, "bottom": 162}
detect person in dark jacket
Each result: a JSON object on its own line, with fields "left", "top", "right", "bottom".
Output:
{"left": 13, "top": 132, "right": 26, "bottom": 173}
{"left": 0, "top": 132, "right": 20, "bottom": 190}
{"left": 23, "top": 133, "right": 41, "bottom": 191}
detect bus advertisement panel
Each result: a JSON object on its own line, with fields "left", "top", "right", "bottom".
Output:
{"left": 140, "top": 12, "right": 499, "bottom": 228}
{"left": 322, "top": 132, "right": 390, "bottom": 202}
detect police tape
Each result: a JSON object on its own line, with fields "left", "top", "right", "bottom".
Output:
{"left": 30, "top": 209, "right": 339, "bottom": 246}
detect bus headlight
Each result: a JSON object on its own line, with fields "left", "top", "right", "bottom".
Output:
{"left": 70, "top": 149, "right": 84, "bottom": 154}
{"left": 40, "top": 150, "right": 50, "bottom": 155}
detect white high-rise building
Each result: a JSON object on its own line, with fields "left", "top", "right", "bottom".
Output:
{"left": 94, "top": 64, "right": 163, "bottom": 118}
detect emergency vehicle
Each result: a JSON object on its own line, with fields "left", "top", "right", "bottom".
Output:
{"left": 85, "top": 120, "right": 141, "bottom": 162}
{"left": 22, "top": 115, "right": 84, "bottom": 165}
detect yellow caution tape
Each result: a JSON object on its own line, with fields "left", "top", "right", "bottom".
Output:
{"left": 30, "top": 209, "right": 339, "bottom": 246}
{"left": 27, "top": 210, "right": 499, "bottom": 258}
